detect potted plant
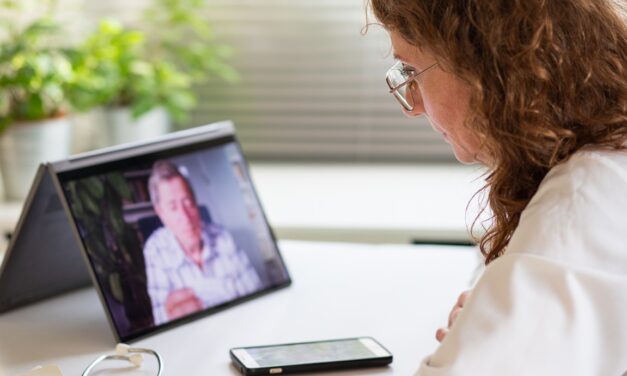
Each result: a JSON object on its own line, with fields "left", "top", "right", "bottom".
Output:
{"left": 68, "top": 0, "right": 238, "bottom": 148}
{"left": 0, "top": 17, "right": 75, "bottom": 201}
{"left": 142, "top": 0, "right": 238, "bottom": 91}
{"left": 67, "top": 19, "right": 193, "bottom": 148}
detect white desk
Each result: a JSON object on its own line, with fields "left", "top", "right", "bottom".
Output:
{"left": 250, "top": 164, "right": 486, "bottom": 244}
{"left": 0, "top": 240, "right": 479, "bottom": 376}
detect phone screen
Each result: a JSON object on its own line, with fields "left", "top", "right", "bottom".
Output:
{"left": 231, "top": 337, "right": 391, "bottom": 369}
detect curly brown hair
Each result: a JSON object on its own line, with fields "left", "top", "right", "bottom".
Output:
{"left": 368, "top": 0, "right": 627, "bottom": 264}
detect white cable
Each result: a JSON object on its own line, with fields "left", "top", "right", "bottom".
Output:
{"left": 82, "top": 344, "right": 163, "bottom": 376}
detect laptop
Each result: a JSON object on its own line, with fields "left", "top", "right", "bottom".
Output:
{"left": 0, "top": 121, "right": 291, "bottom": 342}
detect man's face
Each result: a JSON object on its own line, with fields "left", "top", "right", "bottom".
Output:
{"left": 154, "top": 176, "right": 202, "bottom": 244}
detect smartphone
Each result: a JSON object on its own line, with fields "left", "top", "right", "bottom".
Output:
{"left": 230, "top": 336, "right": 393, "bottom": 375}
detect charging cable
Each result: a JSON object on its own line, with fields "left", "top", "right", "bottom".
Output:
{"left": 81, "top": 343, "right": 163, "bottom": 375}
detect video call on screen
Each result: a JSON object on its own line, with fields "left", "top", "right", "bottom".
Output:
{"left": 60, "top": 140, "right": 289, "bottom": 340}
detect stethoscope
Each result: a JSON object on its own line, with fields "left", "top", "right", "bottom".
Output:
{"left": 82, "top": 343, "right": 164, "bottom": 375}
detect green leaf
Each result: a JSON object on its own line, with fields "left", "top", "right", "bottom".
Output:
{"left": 0, "top": 117, "right": 12, "bottom": 134}
{"left": 109, "top": 209, "right": 124, "bottom": 236}
{"left": 42, "top": 83, "right": 63, "bottom": 104}
{"left": 51, "top": 53, "right": 73, "bottom": 80}
{"left": 82, "top": 177, "right": 105, "bottom": 199}
{"left": 98, "top": 19, "right": 123, "bottom": 34}
{"left": 109, "top": 273, "right": 124, "bottom": 302}
{"left": 67, "top": 182, "right": 85, "bottom": 218}
{"left": 19, "top": 93, "right": 45, "bottom": 120}
{"left": 167, "top": 90, "right": 195, "bottom": 109}
{"left": 21, "top": 19, "right": 58, "bottom": 44}
{"left": 0, "top": 90, "right": 9, "bottom": 116}
{"left": 130, "top": 60, "right": 153, "bottom": 77}
{"left": 130, "top": 96, "right": 156, "bottom": 119}
{"left": 108, "top": 173, "right": 132, "bottom": 200}
{"left": 0, "top": 1, "right": 19, "bottom": 9}
{"left": 77, "top": 187, "right": 100, "bottom": 216}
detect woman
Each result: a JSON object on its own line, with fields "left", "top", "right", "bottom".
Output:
{"left": 368, "top": 0, "right": 627, "bottom": 374}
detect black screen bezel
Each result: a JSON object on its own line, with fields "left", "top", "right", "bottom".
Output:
{"left": 55, "top": 134, "right": 291, "bottom": 342}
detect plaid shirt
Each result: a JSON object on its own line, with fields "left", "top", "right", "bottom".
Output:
{"left": 143, "top": 223, "right": 262, "bottom": 325}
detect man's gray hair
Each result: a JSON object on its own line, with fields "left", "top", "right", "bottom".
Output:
{"left": 148, "top": 159, "right": 195, "bottom": 206}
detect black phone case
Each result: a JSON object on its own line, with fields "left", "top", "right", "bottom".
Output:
{"left": 229, "top": 337, "right": 393, "bottom": 375}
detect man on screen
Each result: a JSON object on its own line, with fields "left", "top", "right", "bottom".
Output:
{"left": 143, "top": 159, "right": 262, "bottom": 325}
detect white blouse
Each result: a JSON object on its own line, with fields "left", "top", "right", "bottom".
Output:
{"left": 417, "top": 148, "right": 627, "bottom": 375}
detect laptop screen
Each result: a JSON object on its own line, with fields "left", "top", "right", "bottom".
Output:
{"left": 55, "top": 130, "right": 290, "bottom": 341}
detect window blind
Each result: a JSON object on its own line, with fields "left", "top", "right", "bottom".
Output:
{"left": 186, "top": 0, "right": 455, "bottom": 162}
{"left": 67, "top": 0, "right": 457, "bottom": 162}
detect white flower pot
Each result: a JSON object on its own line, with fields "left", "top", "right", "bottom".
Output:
{"left": 0, "top": 117, "right": 72, "bottom": 201}
{"left": 100, "top": 107, "right": 171, "bottom": 147}
{"left": 70, "top": 108, "right": 107, "bottom": 154}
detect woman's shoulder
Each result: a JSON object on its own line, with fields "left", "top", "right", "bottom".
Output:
{"left": 506, "top": 147, "right": 627, "bottom": 274}
{"left": 543, "top": 147, "right": 627, "bottom": 190}
{"left": 560, "top": 146, "right": 627, "bottom": 177}
{"left": 529, "top": 147, "right": 627, "bottom": 210}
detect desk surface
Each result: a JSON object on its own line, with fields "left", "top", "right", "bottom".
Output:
{"left": 249, "top": 164, "right": 486, "bottom": 243}
{"left": 0, "top": 241, "right": 479, "bottom": 376}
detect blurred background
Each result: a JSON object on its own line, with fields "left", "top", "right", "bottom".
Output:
{"left": 0, "top": 0, "right": 485, "bottom": 250}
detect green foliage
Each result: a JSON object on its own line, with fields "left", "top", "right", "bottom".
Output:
{"left": 0, "top": 18, "right": 73, "bottom": 133}
{"left": 0, "top": 0, "right": 237, "bottom": 131}
{"left": 126, "top": 59, "right": 196, "bottom": 122}
{"left": 67, "top": 20, "right": 196, "bottom": 122}
{"left": 143, "top": 0, "right": 239, "bottom": 84}
{"left": 66, "top": 173, "right": 153, "bottom": 326}
{"left": 65, "top": 20, "right": 143, "bottom": 112}
{"left": 68, "top": 0, "right": 238, "bottom": 124}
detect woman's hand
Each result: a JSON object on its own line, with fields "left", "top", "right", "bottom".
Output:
{"left": 436, "top": 290, "right": 471, "bottom": 342}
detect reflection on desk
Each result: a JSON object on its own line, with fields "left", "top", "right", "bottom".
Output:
{"left": 0, "top": 240, "right": 479, "bottom": 376}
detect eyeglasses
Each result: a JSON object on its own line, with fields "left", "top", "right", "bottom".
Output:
{"left": 385, "top": 60, "right": 438, "bottom": 111}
